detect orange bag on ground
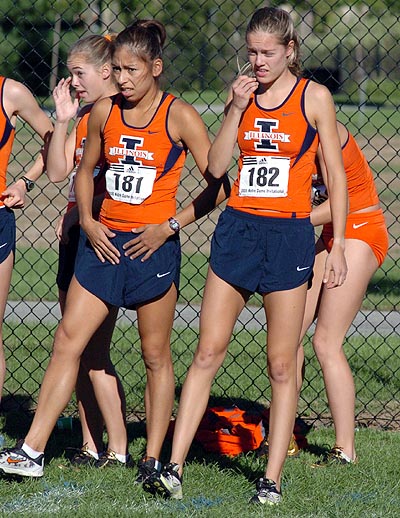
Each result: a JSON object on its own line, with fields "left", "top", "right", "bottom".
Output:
{"left": 168, "top": 406, "right": 265, "bottom": 457}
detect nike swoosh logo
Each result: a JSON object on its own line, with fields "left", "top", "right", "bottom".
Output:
{"left": 7, "top": 457, "right": 24, "bottom": 464}
{"left": 297, "top": 266, "right": 310, "bottom": 271}
{"left": 0, "top": 243, "right": 7, "bottom": 249}
{"left": 352, "top": 222, "right": 368, "bottom": 229}
{"left": 157, "top": 271, "right": 171, "bottom": 278}
{"left": 282, "top": 112, "right": 294, "bottom": 116}
{"left": 148, "top": 131, "right": 159, "bottom": 134}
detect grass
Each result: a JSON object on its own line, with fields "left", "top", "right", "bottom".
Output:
{"left": 0, "top": 421, "right": 399, "bottom": 517}
{"left": 1, "top": 319, "right": 399, "bottom": 516}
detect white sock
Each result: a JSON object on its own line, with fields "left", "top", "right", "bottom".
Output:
{"left": 114, "top": 452, "right": 129, "bottom": 463}
{"left": 86, "top": 449, "right": 99, "bottom": 460}
{"left": 22, "top": 442, "right": 44, "bottom": 459}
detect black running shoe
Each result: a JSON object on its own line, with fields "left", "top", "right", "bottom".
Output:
{"left": 95, "top": 449, "right": 134, "bottom": 468}
{"left": 68, "top": 444, "right": 99, "bottom": 467}
{"left": 311, "top": 446, "right": 357, "bottom": 468}
{"left": 249, "top": 478, "right": 282, "bottom": 505}
{"left": 135, "top": 455, "right": 161, "bottom": 484}
{"left": 143, "top": 462, "right": 183, "bottom": 499}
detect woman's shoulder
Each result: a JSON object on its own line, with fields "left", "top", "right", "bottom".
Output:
{"left": 304, "top": 78, "right": 332, "bottom": 101}
{"left": 167, "top": 95, "right": 202, "bottom": 124}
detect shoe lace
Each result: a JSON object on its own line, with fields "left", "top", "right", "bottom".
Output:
{"left": 101, "top": 449, "right": 118, "bottom": 461}
{"left": 163, "top": 462, "right": 181, "bottom": 482}
{"left": 256, "top": 478, "right": 278, "bottom": 495}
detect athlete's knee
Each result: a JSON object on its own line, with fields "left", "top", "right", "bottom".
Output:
{"left": 192, "top": 342, "right": 226, "bottom": 372}
{"left": 141, "top": 341, "right": 173, "bottom": 372}
{"left": 268, "top": 356, "right": 294, "bottom": 384}
{"left": 312, "top": 329, "right": 336, "bottom": 363}
{"left": 51, "top": 323, "right": 82, "bottom": 361}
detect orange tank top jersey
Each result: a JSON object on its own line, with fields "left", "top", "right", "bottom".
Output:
{"left": 66, "top": 105, "right": 106, "bottom": 211}
{"left": 341, "top": 130, "right": 379, "bottom": 213}
{"left": 0, "top": 77, "right": 16, "bottom": 208}
{"left": 100, "top": 92, "right": 186, "bottom": 231}
{"left": 228, "top": 78, "right": 318, "bottom": 217}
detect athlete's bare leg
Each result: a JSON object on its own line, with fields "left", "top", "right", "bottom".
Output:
{"left": 79, "top": 307, "right": 126, "bottom": 455}
{"left": 136, "top": 284, "right": 178, "bottom": 460}
{"left": 59, "top": 288, "right": 102, "bottom": 453}
{"left": 169, "top": 268, "right": 249, "bottom": 475}
{"left": 296, "top": 238, "right": 327, "bottom": 394}
{"left": 23, "top": 277, "right": 111, "bottom": 452}
{"left": 263, "top": 282, "right": 308, "bottom": 490}
{"left": 312, "top": 239, "right": 378, "bottom": 460}
{"left": 0, "top": 252, "right": 13, "bottom": 405}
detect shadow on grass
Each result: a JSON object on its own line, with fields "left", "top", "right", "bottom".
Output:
{"left": 0, "top": 390, "right": 328, "bottom": 475}
{"left": 156, "top": 391, "right": 321, "bottom": 483}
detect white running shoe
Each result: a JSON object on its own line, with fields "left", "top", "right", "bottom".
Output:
{"left": 0, "top": 442, "right": 44, "bottom": 477}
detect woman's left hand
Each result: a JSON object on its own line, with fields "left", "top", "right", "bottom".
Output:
{"left": 123, "top": 222, "right": 171, "bottom": 261}
{"left": 323, "top": 244, "right": 347, "bottom": 288}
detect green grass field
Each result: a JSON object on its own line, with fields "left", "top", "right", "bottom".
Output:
{"left": 0, "top": 409, "right": 399, "bottom": 516}
{"left": 1, "top": 321, "right": 400, "bottom": 517}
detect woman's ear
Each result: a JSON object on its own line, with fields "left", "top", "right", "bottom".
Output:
{"left": 286, "top": 40, "right": 295, "bottom": 60}
{"left": 102, "top": 63, "right": 112, "bottom": 80}
{"left": 152, "top": 58, "right": 163, "bottom": 78}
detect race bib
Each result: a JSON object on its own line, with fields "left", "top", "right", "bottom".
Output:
{"left": 239, "top": 156, "right": 290, "bottom": 197}
{"left": 106, "top": 164, "right": 156, "bottom": 204}
{"left": 68, "top": 166, "right": 101, "bottom": 203}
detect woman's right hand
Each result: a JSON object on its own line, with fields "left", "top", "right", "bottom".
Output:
{"left": 81, "top": 219, "right": 121, "bottom": 265}
{"left": 231, "top": 74, "right": 259, "bottom": 112}
{"left": 53, "top": 77, "right": 79, "bottom": 123}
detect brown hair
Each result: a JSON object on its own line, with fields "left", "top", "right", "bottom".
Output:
{"left": 68, "top": 35, "right": 113, "bottom": 68}
{"left": 246, "top": 7, "right": 301, "bottom": 77}
{"left": 113, "top": 19, "right": 166, "bottom": 63}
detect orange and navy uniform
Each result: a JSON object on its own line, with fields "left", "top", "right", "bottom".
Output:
{"left": 342, "top": 131, "right": 379, "bottom": 213}
{"left": 228, "top": 78, "right": 318, "bottom": 218}
{"left": 322, "top": 129, "right": 388, "bottom": 266}
{"left": 66, "top": 104, "right": 106, "bottom": 212}
{"left": 0, "top": 77, "right": 16, "bottom": 208}
{"left": 100, "top": 92, "right": 186, "bottom": 232}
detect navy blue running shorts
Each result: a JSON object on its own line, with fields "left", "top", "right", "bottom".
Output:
{"left": 0, "top": 207, "right": 16, "bottom": 264}
{"left": 75, "top": 229, "right": 181, "bottom": 308}
{"left": 56, "top": 224, "right": 80, "bottom": 292}
{"left": 210, "top": 207, "right": 315, "bottom": 294}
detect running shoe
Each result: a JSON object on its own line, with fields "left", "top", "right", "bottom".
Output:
{"left": 311, "top": 446, "right": 357, "bottom": 468}
{"left": 249, "top": 477, "right": 282, "bottom": 505}
{"left": 134, "top": 455, "right": 161, "bottom": 484}
{"left": 68, "top": 443, "right": 99, "bottom": 467}
{"left": 143, "top": 462, "right": 183, "bottom": 499}
{"left": 0, "top": 442, "right": 44, "bottom": 477}
{"left": 95, "top": 449, "right": 134, "bottom": 468}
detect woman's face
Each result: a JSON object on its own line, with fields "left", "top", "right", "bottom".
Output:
{"left": 246, "top": 31, "right": 293, "bottom": 85}
{"left": 67, "top": 55, "right": 107, "bottom": 103}
{"left": 111, "top": 45, "right": 160, "bottom": 103}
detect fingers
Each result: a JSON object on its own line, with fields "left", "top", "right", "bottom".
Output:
{"left": 2, "top": 190, "right": 24, "bottom": 208}
{"left": 122, "top": 236, "right": 150, "bottom": 261}
{"left": 84, "top": 223, "right": 120, "bottom": 265}
{"left": 92, "top": 240, "right": 120, "bottom": 265}
{"left": 323, "top": 262, "right": 347, "bottom": 288}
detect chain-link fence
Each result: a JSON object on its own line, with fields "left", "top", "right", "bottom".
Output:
{"left": 2, "top": 1, "right": 399, "bottom": 429}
